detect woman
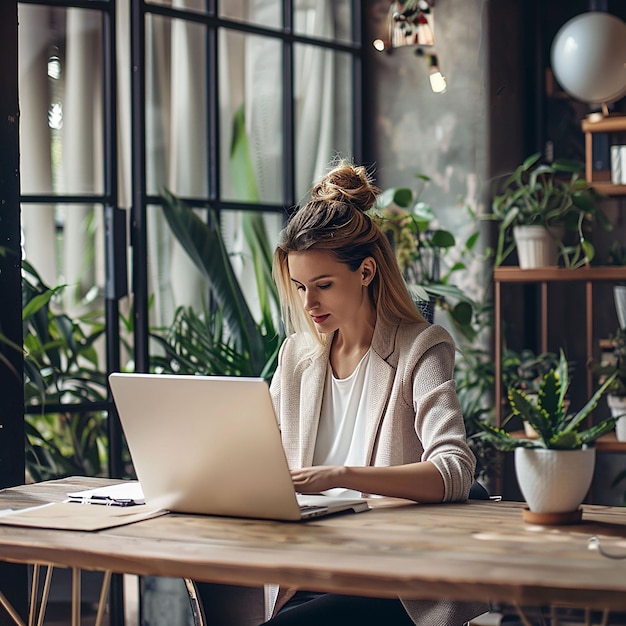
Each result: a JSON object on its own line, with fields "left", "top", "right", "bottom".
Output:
{"left": 265, "top": 161, "right": 487, "bottom": 625}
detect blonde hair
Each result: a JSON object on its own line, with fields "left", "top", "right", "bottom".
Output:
{"left": 273, "top": 161, "right": 425, "bottom": 346}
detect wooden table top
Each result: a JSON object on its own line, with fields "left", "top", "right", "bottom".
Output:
{"left": 1, "top": 477, "right": 626, "bottom": 611}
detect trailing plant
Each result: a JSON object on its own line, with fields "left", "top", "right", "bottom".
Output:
{"left": 476, "top": 350, "right": 617, "bottom": 451}
{"left": 485, "top": 153, "right": 611, "bottom": 268}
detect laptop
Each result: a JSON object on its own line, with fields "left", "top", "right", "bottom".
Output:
{"left": 108, "top": 373, "right": 370, "bottom": 521}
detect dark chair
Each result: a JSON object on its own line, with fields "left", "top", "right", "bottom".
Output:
{"left": 468, "top": 480, "right": 491, "bottom": 501}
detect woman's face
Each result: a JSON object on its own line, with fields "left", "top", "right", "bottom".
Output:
{"left": 287, "top": 249, "right": 376, "bottom": 334}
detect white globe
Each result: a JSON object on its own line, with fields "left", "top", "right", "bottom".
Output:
{"left": 551, "top": 12, "right": 626, "bottom": 104}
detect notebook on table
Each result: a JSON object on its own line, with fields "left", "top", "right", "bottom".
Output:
{"left": 108, "top": 373, "right": 370, "bottom": 521}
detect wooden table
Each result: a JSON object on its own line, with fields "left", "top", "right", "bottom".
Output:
{"left": 1, "top": 477, "right": 626, "bottom": 620}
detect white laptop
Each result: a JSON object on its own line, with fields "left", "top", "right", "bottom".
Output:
{"left": 108, "top": 373, "right": 370, "bottom": 521}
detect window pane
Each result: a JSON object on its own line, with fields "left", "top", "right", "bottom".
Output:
{"left": 146, "top": 0, "right": 207, "bottom": 14}
{"left": 21, "top": 202, "right": 109, "bottom": 406}
{"left": 294, "top": 45, "right": 353, "bottom": 200}
{"left": 147, "top": 202, "right": 208, "bottom": 330}
{"left": 219, "top": 30, "right": 284, "bottom": 204}
{"left": 148, "top": 205, "right": 283, "bottom": 376}
{"left": 294, "top": 0, "right": 353, "bottom": 44}
{"left": 19, "top": 5, "right": 104, "bottom": 195}
{"left": 219, "top": 0, "right": 281, "bottom": 30}
{"left": 145, "top": 15, "right": 208, "bottom": 198}
{"left": 21, "top": 201, "right": 108, "bottom": 309}
{"left": 26, "top": 410, "right": 109, "bottom": 481}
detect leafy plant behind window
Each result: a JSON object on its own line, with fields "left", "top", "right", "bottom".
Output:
{"left": 1, "top": 260, "right": 110, "bottom": 482}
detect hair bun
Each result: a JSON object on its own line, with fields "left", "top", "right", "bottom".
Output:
{"left": 311, "top": 162, "right": 380, "bottom": 212}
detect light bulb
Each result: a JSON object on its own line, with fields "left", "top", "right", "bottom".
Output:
{"left": 373, "top": 39, "right": 386, "bottom": 52}
{"left": 429, "top": 70, "right": 446, "bottom": 93}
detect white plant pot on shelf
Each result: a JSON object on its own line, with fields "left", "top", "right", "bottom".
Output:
{"left": 614, "top": 285, "right": 626, "bottom": 330}
{"left": 513, "top": 225, "right": 560, "bottom": 269}
{"left": 514, "top": 447, "right": 595, "bottom": 514}
{"left": 607, "top": 394, "right": 626, "bottom": 442}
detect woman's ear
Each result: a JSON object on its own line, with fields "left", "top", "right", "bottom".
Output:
{"left": 360, "top": 257, "right": 377, "bottom": 286}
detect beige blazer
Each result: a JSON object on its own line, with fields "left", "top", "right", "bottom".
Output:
{"left": 268, "top": 318, "right": 488, "bottom": 625}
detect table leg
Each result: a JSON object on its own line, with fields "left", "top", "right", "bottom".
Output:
{"left": 28, "top": 564, "right": 39, "bottom": 626}
{"left": 0, "top": 589, "right": 27, "bottom": 626}
{"left": 35, "top": 565, "right": 53, "bottom": 626}
{"left": 72, "top": 568, "right": 80, "bottom": 626}
{"left": 95, "top": 571, "right": 112, "bottom": 626}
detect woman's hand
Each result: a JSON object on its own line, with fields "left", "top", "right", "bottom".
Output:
{"left": 290, "top": 466, "right": 344, "bottom": 494}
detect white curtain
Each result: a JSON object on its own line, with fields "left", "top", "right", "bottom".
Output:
{"left": 18, "top": 5, "right": 57, "bottom": 286}
{"left": 62, "top": 8, "right": 104, "bottom": 315}
{"left": 293, "top": 1, "right": 338, "bottom": 201}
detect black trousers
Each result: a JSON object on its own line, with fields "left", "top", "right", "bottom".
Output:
{"left": 263, "top": 591, "right": 416, "bottom": 626}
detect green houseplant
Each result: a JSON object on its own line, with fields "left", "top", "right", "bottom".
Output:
{"left": 369, "top": 174, "right": 480, "bottom": 340}
{"left": 501, "top": 348, "right": 565, "bottom": 396}
{"left": 158, "top": 191, "right": 283, "bottom": 380}
{"left": 487, "top": 153, "right": 609, "bottom": 269}
{"left": 0, "top": 260, "right": 110, "bottom": 482}
{"left": 477, "top": 350, "right": 617, "bottom": 516}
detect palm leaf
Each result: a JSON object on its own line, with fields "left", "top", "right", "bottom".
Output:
{"left": 160, "top": 190, "right": 266, "bottom": 373}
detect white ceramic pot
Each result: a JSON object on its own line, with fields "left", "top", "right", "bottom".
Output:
{"left": 514, "top": 447, "right": 595, "bottom": 513}
{"left": 608, "top": 394, "right": 626, "bottom": 442}
{"left": 513, "top": 225, "right": 560, "bottom": 269}
{"left": 614, "top": 285, "right": 626, "bottom": 330}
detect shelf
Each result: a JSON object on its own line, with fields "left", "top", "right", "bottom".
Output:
{"left": 581, "top": 115, "right": 626, "bottom": 134}
{"left": 494, "top": 266, "right": 626, "bottom": 283}
{"left": 581, "top": 114, "right": 626, "bottom": 196}
{"left": 509, "top": 431, "right": 626, "bottom": 452}
{"left": 591, "top": 182, "right": 626, "bottom": 196}
{"left": 596, "top": 433, "right": 626, "bottom": 453}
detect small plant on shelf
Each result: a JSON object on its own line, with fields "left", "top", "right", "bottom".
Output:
{"left": 477, "top": 350, "right": 616, "bottom": 451}
{"left": 485, "top": 153, "right": 611, "bottom": 269}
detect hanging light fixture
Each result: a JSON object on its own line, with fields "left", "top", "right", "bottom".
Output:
{"left": 373, "top": 0, "right": 437, "bottom": 52}
{"left": 372, "top": 1, "right": 446, "bottom": 94}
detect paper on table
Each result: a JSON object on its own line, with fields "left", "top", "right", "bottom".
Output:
{"left": 67, "top": 481, "right": 145, "bottom": 506}
{"left": 0, "top": 501, "right": 166, "bottom": 531}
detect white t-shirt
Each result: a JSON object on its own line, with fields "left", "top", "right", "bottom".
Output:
{"left": 313, "top": 349, "right": 371, "bottom": 498}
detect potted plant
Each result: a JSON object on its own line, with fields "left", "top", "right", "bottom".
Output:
{"left": 591, "top": 327, "right": 626, "bottom": 441}
{"left": 369, "top": 174, "right": 479, "bottom": 340}
{"left": 487, "top": 153, "right": 609, "bottom": 269}
{"left": 477, "top": 350, "right": 617, "bottom": 522}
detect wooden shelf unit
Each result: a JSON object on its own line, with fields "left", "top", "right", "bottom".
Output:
{"left": 581, "top": 115, "right": 626, "bottom": 195}
{"left": 493, "top": 266, "right": 626, "bottom": 430}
